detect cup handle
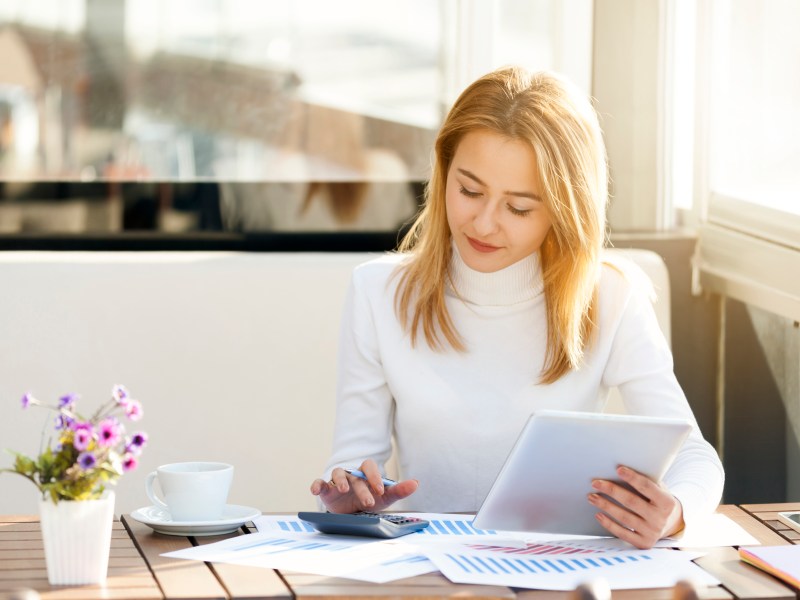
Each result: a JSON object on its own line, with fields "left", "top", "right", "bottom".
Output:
{"left": 145, "top": 471, "right": 169, "bottom": 510}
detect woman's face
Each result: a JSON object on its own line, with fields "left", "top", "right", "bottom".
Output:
{"left": 445, "top": 129, "right": 552, "bottom": 273}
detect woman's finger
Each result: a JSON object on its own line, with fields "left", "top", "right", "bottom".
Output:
{"left": 594, "top": 511, "right": 655, "bottom": 549}
{"left": 329, "top": 467, "right": 352, "bottom": 493}
{"left": 357, "top": 460, "right": 388, "bottom": 495}
{"left": 591, "top": 479, "right": 650, "bottom": 516}
{"left": 349, "top": 477, "right": 376, "bottom": 508}
{"left": 587, "top": 491, "right": 647, "bottom": 534}
{"left": 616, "top": 466, "right": 666, "bottom": 504}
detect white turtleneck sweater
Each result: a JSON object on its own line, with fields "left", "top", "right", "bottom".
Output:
{"left": 324, "top": 250, "right": 724, "bottom": 524}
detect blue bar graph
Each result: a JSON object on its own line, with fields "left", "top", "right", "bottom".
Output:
{"left": 275, "top": 519, "right": 318, "bottom": 533}
{"left": 444, "top": 552, "right": 653, "bottom": 575}
{"left": 413, "top": 518, "right": 497, "bottom": 536}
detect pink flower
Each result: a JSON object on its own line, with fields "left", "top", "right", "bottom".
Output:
{"left": 122, "top": 453, "right": 138, "bottom": 472}
{"left": 124, "top": 400, "right": 143, "bottom": 421}
{"left": 73, "top": 425, "right": 93, "bottom": 452}
{"left": 97, "top": 417, "right": 122, "bottom": 448}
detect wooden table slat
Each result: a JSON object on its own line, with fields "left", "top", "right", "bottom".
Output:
{"left": 0, "top": 587, "right": 163, "bottom": 600}
{"left": 0, "top": 548, "right": 143, "bottom": 561}
{"left": 121, "top": 515, "right": 228, "bottom": 600}
{"left": 0, "top": 556, "right": 152, "bottom": 570}
{"left": 0, "top": 538, "right": 141, "bottom": 551}
{"left": 740, "top": 503, "right": 800, "bottom": 513}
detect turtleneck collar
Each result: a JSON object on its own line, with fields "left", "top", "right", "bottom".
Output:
{"left": 447, "top": 244, "right": 543, "bottom": 306}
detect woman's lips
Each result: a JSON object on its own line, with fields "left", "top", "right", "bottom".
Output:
{"left": 467, "top": 236, "right": 501, "bottom": 253}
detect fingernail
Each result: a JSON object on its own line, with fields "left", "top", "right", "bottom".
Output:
{"left": 377, "top": 486, "right": 384, "bottom": 494}
{"left": 618, "top": 466, "right": 630, "bottom": 476}
{"left": 588, "top": 493, "right": 599, "bottom": 504}
{"left": 591, "top": 480, "right": 602, "bottom": 489}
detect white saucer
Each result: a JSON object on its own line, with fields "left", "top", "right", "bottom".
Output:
{"left": 130, "top": 504, "right": 261, "bottom": 536}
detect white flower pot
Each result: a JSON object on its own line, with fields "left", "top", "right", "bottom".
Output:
{"left": 38, "top": 492, "right": 115, "bottom": 585}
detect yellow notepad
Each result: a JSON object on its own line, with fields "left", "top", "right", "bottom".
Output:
{"left": 739, "top": 545, "right": 800, "bottom": 589}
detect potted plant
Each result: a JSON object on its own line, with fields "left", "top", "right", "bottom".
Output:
{"left": 2, "top": 385, "right": 147, "bottom": 585}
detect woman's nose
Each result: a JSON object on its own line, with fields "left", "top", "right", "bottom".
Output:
{"left": 473, "top": 201, "right": 499, "bottom": 236}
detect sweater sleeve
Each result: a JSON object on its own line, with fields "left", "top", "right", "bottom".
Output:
{"left": 601, "top": 267, "right": 725, "bottom": 526}
{"left": 321, "top": 265, "right": 396, "bottom": 483}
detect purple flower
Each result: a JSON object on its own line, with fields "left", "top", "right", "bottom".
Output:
{"left": 21, "top": 392, "right": 35, "bottom": 409}
{"left": 121, "top": 453, "right": 138, "bottom": 472}
{"left": 97, "top": 418, "right": 122, "bottom": 448}
{"left": 77, "top": 452, "right": 96, "bottom": 470}
{"left": 54, "top": 414, "right": 74, "bottom": 430}
{"left": 73, "top": 426, "right": 93, "bottom": 452}
{"left": 124, "top": 400, "right": 143, "bottom": 421}
{"left": 126, "top": 431, "right": 148, "bottom": 455}
{"left": 58, "top": 393, "right": 79, "bottom": 409}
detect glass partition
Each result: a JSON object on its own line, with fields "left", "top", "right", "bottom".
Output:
{"left": 0, "top": 0, "right": 576, "bottom": 247}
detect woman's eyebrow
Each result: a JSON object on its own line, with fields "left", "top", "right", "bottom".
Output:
{"left": 457, "top": 168, "right": 542, "bottom": 201}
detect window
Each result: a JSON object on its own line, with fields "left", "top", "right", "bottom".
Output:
{"left": 0, "top": 0, "right": 592, "bottom": 242}
{"left": 694, "top": 0, "right": 800, "bottom": 321}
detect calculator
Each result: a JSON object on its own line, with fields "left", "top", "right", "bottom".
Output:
{"left": 297, "top": 511, "right": 430, "bottom": 539}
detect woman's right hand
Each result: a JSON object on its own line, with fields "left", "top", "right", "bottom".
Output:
{"left": 309, "top": 459, "right": 419, "bottom": 514}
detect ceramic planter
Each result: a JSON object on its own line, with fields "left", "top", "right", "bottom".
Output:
{"left": 38, "top": 491, "right": 115, "bottom": 585}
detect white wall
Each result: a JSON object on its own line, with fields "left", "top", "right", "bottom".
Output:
{"left": 0, "top": 252, "right": 371, "bottom": 516}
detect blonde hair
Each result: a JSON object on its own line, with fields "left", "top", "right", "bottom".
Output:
{"left": 395, "top": 67, "right": 608, "bottom": 384}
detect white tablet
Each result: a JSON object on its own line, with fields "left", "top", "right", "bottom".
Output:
{"left": 472, "top": 410, "right": 692, "bottom": 536}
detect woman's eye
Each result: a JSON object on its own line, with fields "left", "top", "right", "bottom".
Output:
{"left": 459, "top": 185, "right": 481, "bottom": 198}
{"left": 507, "top": 204, "right": 532, "bottom": 217}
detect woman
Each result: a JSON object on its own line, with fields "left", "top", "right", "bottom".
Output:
{"left": 310, "top": 67, "right": 724, "bottom": 549}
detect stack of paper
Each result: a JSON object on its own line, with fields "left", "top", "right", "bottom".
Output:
{"left": 739, "top": 545, "right": 800, "bottom": 589}
{"left": 160, "top": 512, "right": 758, "bottom": 591}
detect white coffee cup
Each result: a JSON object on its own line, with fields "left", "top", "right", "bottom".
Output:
{"left": 145, "top": 462, "right": 233, "bottom": 522}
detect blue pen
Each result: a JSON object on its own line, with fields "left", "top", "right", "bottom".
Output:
{"left": 345, "top": 469, "right": 397, "bottom": 487}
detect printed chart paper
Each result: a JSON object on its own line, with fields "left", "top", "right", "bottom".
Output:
{"left": 164, "top": 512, "right": 739, "bottom": 588}
{"left": 425, "top": 545, "right": 720, "bottom": 591}
{"left": 162, "top": 530, "right": 435, "bottom": 583}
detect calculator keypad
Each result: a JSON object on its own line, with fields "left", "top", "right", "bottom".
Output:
{"left": 355, "top": 512, "right": 424, "bottom": 525}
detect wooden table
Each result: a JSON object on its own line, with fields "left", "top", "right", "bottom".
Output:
{"left": 1, "top": 504, "right": 798, "bottom": 600}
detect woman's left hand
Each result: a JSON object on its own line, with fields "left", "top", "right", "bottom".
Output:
{"left": 588, "top": 465, "right": 684, "bottom": 549}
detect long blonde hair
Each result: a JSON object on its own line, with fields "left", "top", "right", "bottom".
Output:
{"left": 395, "top": 67, "right": 608, "bottom": 384}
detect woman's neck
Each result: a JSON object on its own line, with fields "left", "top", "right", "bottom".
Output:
{"left": 448, "top": 245, "right": 543, "bottom": 306}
